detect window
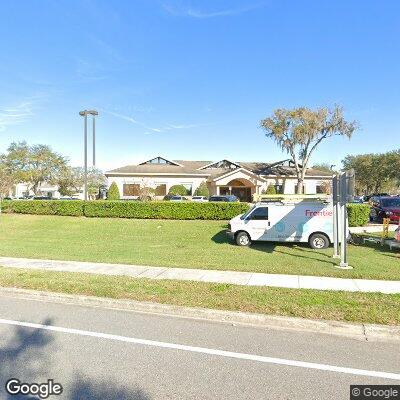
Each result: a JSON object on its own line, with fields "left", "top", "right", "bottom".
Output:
{"left": 316, "top": 180, "right": 330, "bottom": 194}
{"left": 181, "top": 183, "right": 193, "bottom": 195}
{"left": 248, "top": 207, "right": 268, "bottom": 220}
{"left": 155, "top": 184, "right": 167, "bottom": 196}
{"left": 274, "top": 184, "right": 284, "bottom": 194}
{"left": 382, "top": 198, "right": 400, "bottom": 207}
{"left": 123, "top": 184, "right": 139, "bottom": 196}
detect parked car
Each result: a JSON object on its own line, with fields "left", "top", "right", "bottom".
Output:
{"left": 370, "top": 196, "right": 400, "bottom": 223}
{"left": 170, "top": 195, "right": 188, "bottom": 201}
{"left": 33, "top": 196, "right": 53, "bottom": 200}
{"left": 351, "top": 196, "right": 364, "bottom": 203}
{"left": 192, "top": 196, "right": 208, "bottom": 202}
{"left": 209, "top": 195, "right": 239, "bottom": 202}
{"left": 59, "top": 196, "right": 75, "bottom": 200}
{"left": 364, "top": 193, "right": 389, "bottom": 202}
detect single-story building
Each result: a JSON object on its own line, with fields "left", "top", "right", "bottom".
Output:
{"left": 105, "top": 157, "right": 332, "bottom": 202}
{"left": 12, "top": 182, "right": 61, "bottom": 199}
{"left": 11, "top": 183, "right": 84, "bottom": 199}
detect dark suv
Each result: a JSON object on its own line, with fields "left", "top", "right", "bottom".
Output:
{"left": 208, "top": 195, "right": 239, "bottom": 202}
{"left": 370, "top": 196, "right": 400, "bottom": 223}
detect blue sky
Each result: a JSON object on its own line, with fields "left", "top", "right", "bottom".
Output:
{"left": 0, "top": 0, "right": 399, "bottom": 171}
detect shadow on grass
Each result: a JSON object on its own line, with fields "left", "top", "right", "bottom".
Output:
{"left": 351, "top": 236, "right": 400, "bottom": 259}
{"left": 0, "top": 320, "right": 151, "bottom": 400}
{"left": 211, "top": 230, "right": 337, "bottom": 266}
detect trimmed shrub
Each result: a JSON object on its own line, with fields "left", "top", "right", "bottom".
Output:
{"left": 3, "top": 200, "right": 369, "bottom": 226}
{"left": 168, "top": 185, "right": 188, "bottom": 196}
{"left": 0, "top": 200, "right": 84, "bottom": 216}
{"left": 107, "top": 182, "right": 120, "bottom": 200}
{"left": 264, "top": 185, "right": 277, "bottom": 195}
{"left": 346, "top": 203, "right": 370, "bottom": 227}
{"left": 193, "top": 182, "right": 209, "bottom": 197}
{"left": 83, "top": 201, "right": 250, "bottom": 220}
{"left": 1, "top": 200, "right": 250, "bottom": 220}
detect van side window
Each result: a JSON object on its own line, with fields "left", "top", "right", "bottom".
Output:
{"left": 248, "top": 207, "right": 268, "bottom": 220}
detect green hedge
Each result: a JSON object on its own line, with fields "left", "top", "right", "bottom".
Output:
{"left": 346, "top": 203, "right": 370, "bottom": 227}
{"left": 1, "top": 200, "right": 84, "bottom": 217}
{"left": 84, "top": 201, "right": 250, "bottom": 220}
{"left": 1, "top": 200, "right": 250, "bottom": 220}
{"left": 0, "top": 200, "right": 370, "bottom": 225}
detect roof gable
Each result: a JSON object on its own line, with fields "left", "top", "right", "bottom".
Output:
{"left": 139, "top": 156, "right": 182, "bottom": 167}
{"left": 198, "top": 159, "right": 241, "bottom": 170}
{"left": 210, "top": 167, "right": 268, "bottom": 183}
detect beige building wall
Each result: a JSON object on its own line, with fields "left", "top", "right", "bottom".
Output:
{"left": 108, "top": 175, "right": 207, "bottom": 199}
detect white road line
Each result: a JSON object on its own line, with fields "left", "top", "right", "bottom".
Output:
{"left": 0, "top": 318, "right": 399, "bottom": 381}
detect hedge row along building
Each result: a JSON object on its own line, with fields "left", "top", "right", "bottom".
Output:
{"left": 105, "top": 157, "right": 332, "bottom": 202}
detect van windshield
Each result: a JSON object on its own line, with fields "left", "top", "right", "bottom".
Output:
{"left": 240, "top": 205, "right": 256, "bottom": 220}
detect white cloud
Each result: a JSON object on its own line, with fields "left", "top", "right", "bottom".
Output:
{"left": 103, "top": 110, "right": 138, "bottom": 124}
{"left": 165, "top": 123, "right": 199, "bottom": 129}
{"left": 0, "top": 101, "right": 35, "bottom": 132}
{"left": 102, "top": 109, "right": 201, "bottom": 134}
{"left": 162, "top": 1, "right": 267, "bottom": 18}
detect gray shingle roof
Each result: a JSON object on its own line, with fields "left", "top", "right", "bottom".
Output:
{"left": 105, "top": 159, "right": 332, "bottom": 177}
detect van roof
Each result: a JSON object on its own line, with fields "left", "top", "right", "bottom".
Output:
{"left": 254, "top": 194, "right": 330, "bottom": 201}
{"left": 255, "top": 200, "right": 332, "bottom": 206}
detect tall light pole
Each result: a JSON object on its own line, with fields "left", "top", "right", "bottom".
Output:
{"left": 79, "top": 109, "right": 98, "bottom": 201}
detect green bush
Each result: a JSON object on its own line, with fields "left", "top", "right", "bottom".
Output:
{"left": 264, "top": 185, "right": 277, "bottom": 195}
{"left": 3, "top": 200, "right": 369, "bottom": 225}
{"left": 107, "top": 182, "right": 120, "bottom": 200}
{"left": 193, "top": 182, "right": 209, "bottom": 197}
{"left": 168, "top": 185, "right": 188, "bottom": 196}
{"left": 84, "top": 201, "right": 250, "bottom": 220}
{"left": 346, "top": 203, "right": 370, "bottom": 227}
{"left": 0, "top": 200, "right": 84, "bottom": 216}
{"left": 0, "top": 200, "right": 12, "bottom": 213}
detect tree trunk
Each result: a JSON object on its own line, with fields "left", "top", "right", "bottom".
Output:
{"left": 296, "top": 179, "right": 304, "bottom": 194}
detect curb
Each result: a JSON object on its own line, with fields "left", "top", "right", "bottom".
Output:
{"left": 0, "top": 287, "right": 399, "bottom": 342}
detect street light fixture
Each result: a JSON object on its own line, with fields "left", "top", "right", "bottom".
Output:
{"left": 79, "top": 109, "right": 98, "bottom": 201}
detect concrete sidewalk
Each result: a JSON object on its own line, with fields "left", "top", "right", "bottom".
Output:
{"left": 1, "top": 256, "right": 400, "bottom": 294}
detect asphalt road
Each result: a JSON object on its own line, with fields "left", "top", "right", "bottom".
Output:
{"left": 0, "top": 292, "right": 399, "bottom": 400}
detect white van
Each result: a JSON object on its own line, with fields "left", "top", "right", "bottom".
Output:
{"left": 227, "top": 200, "right": 338, "bottom": 249}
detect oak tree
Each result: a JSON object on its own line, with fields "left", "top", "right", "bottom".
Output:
{"left": 261, "top": 105, "right": 357, "bottom": 193}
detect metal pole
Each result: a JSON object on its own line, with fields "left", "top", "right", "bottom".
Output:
{"left": 92, "top": 115, "right": 96, "bottom": 167}
{"left": 339, "top": 172, "right": 352, "bottom": 269}
{"left": 332, "top": 176, "right": 340, "bottom": 258}
{"left": 84, "top": 113, "right": 88, "bottom": 201}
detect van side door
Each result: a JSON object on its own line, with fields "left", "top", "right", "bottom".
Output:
{"left": 244, "top": 206, "right": 270, "bottom": 240}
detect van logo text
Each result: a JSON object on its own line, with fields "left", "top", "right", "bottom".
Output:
{"left": 305, "top": 209, "right": 333, "bottom": 217}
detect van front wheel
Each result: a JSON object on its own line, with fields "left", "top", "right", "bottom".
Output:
{"left": 309, "top": 233, "right": 329, "bottom": 249}
{"left": 236, "top": 232, "right": 251, "bottom": 246}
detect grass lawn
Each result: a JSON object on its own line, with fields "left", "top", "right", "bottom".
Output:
{"left": 0, "top": 266, "right": 399, "bottom": 325}
{"left": 0, "top": 214, "right": 399, "bottom": 280}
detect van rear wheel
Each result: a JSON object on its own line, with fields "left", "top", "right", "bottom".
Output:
{"left": 236, "top": 232, "right": 251, "bottom": 246}
{"left": 309, "top": 233, "right": 329, "bottom": 249}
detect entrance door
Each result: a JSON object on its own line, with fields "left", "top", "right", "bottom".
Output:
{"left": 232, "top": 187, "right": 252, "bottom": 202}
